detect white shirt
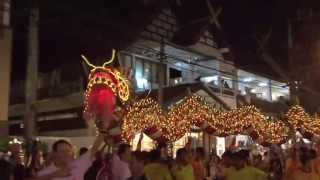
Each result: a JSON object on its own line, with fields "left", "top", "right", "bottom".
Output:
{"left": 37, "top": 151, "right": 92, "bottom": 180}
{"left": 111, "top": 155, "right": 131, "bottom": 180}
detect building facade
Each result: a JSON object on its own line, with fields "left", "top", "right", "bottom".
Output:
{"left": 8, "top": 8, "right": 290, "bottom": 153}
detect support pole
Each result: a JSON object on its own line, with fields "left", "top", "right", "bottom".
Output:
{"left": 24, "top": 1, "right": 39, "bottom": 139}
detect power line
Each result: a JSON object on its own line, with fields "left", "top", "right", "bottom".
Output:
{"left": 129, "top": 44, "right": 289, "bottom": 90}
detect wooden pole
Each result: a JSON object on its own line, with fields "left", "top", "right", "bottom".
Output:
{"left": 24, "top": 0, "right": 39, "bottom": 139}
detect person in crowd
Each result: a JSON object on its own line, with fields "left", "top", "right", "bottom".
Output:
{"left": 110, "top": 143, "right": 132, "bottom": 180}
{"left": 130, "top": 151, "right": 147, "bottom": 180}
{"left": 192, "top": 147, "right": 206, "bottom": 180}
{"left": 36, "top": 139, "right": 75, "bottom": 179}
{"left": 207, "top": 152, "right": 220, "bottom": 180}
{"left": 141, "top": 151, "right": 151, "bottom": 165}
{"left": 35, "top": 134, "right": 104, "bottom": 180}
{"left": 251, "top": 154, "right": 262, "bottom": 167}
{"left": 79, "top": 147, "right": 89, "bottom": 157}
{"left": 0, "top": 153, "right": 14, "bottom": 180}
{"left": 260, "top": 152, "right": 270, "bottom": 172}
{"left": 144, "top": 149, "right": 172, "bottom": 180}
{"left": 25, "top": 149, "right": 45, "bottom": 179}
{"left": 220, "top": 150, "right": 233, "bottom": 168}
{"left": 310, "top": 148, "right": 320, "bottom": 176}
{"left": 83, "top": 144, "right": 108, "bottom": 180}
{"left": 157, "top": 143, "right": 169, "bottom": 162}
{"left": 216, "top": 150, "right": 235, "bottom": 180}
{"left": 185, "top": 138, "right": 194, "bottom": 163}
{"left": 285, "top": 147, "right": 300, "bottom": 174}
{"left": 8, "top": 141, "right": 26, "bottom": 180}
{"left": 43, "top": 152, "right": 54, "bottom": 167}
{"left": 286, "top": 148, "right": 320, "bottom": 180}
{"left": 172, "top": 148, "right": 195, "bottom": 180}
{"left": 268, "top": 150, "right": 283, "bottom": 180}
{"left": 224, "top": 150, "right": 268, "bottom": 180}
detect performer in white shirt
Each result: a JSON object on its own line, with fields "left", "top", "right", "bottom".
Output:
{"left": 34, "top": 134, "right": 104, "bottom": 180}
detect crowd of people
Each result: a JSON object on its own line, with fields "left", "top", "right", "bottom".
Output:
{"left": 1, "top": 135, "right": 320, "bottom": 180}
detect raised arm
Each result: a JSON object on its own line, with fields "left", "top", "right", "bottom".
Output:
{"left": 91, "top": 134, "right": 105, "bottom": 158}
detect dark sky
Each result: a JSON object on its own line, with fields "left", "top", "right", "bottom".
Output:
{"left": 10, "top": 0, "right": 320, "bottom": 82}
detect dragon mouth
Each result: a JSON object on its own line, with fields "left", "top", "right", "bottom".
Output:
{"left": 86, "top": 67, "right": 130, "bottom": 103}
{"left": 87, "top": 69, "right": 118, "bottom": 94}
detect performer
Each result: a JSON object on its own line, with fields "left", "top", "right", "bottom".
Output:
{"left": 34, "top": 135, "right": 104, "bottom": 180}
{"left": 81, "top": 49, "right": 133, "bottom": 180}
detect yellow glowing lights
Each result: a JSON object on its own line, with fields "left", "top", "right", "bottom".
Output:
{"left": 122, "top": 94, "right": 292, "bottom": 145}
{"left": 122, "top": 98, "right": 166, "bottom": 141}
{"left": 82, "top": 49, "right": 130, "bottom": 105}
{"left": 285, "top": 105, "right": 320, "bottom": 136}
{"left": 81, "top": 49, "right": 116, "bottom": 69}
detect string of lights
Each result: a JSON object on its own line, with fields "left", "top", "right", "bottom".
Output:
{"left": 121, "top": 94, "right": 293, "bottom": 145}
{"left": 285, "top": 105, "right": 320, "bottom": 136}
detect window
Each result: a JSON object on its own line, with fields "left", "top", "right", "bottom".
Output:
{"left": 134, "top": 57, "right": 166, "bottom": 90}
{"left": 135, "top": 59, "right": 150, "bottom": 90}
{"left": 271, "top": 81, "right": 289, "bottom": 101}
{"left": 200, "top": 75, "right": 219, "bottom": 86}
{"left": 144, "top": 62, "right": 151, "bottom": 82}
{"left": 237, "top": 70, "right": 271, "bottom": 101}
{"left": 169, "top": 68, "right": 182, "bottom": 85}
{"left": 170, "top": 68, "right": 182, "bottom": 79}
{"left": 221, "top": 76, "right": 233, "bottom": 89}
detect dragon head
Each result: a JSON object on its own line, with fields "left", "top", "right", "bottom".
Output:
{"left": 82, "top": 49, "right": 130, "bottom": 135}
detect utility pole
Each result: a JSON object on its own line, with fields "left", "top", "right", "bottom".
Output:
{"left": 288, "top": 19, "right": 296, "bottom": 105}
{"left": 24, "top": 0, "right": 39, "bottom": 139}
{"left": 287, "top": 18, "right": 300, "bottom": 105}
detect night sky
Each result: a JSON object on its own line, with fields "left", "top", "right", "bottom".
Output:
{"left": 10, "top": 0, "right": 320, "bottom": 83}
